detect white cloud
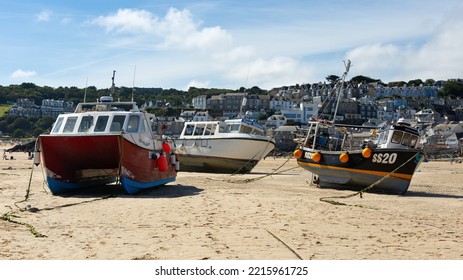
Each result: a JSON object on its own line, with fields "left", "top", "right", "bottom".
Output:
{"left": 11, "top": 69, "right": 37, "bottom": 79}
{"left": 346, "top": 8, "right": 463, "bottom": 82}
{"left": 36, "top": 10, "right": 52, "bottom": 22}
{"left": 92, "top": 8, "right": 232, "bottom": 52}
{"left": 185, "top": 79, "right": 210, "bottom": 90}
{"left": 92, "top": 8, "right": 157, "bottom": 33}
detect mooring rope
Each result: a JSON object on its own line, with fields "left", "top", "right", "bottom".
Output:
{"left": 1, "top": 212, "right": 47, "bottom": 238}
{"left": 319, "top": 152, "right": 421, "bottom": 208}
{"left": 207, "top": 153, "right": 296, "bottom": 184}
{"left": 265, "top": 228, "right": 303, "bottom": 260}
{"left": 2, "top": 142, "right": 118, "bottom": 238}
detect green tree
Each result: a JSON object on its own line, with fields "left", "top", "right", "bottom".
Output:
{"left": 326, "top": 75, "right": 339, "bottom": 84}
{"left": 407, "top": 79, "right": 424, "bottom": 87}
{"left": 350, "top": 75, "right": 378, "bottom": 85}
{"left": 11, "top": 117, "right": 31, "bottom": 130}
{"left": 424, "top": 79, "right": 436, "bottom": 86}
{"left": 439, "top": 80, "right": 463, "bottom": 98}
{"left": 12, "top": 128, "right": 26, "bottom": 138}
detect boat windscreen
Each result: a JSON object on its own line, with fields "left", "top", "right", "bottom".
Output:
{"left": 110, "top": 115, "right": 126, "bottom": 132}
{"left": 51, "top": 117, "right": 64, "bottom": 133}
{"left": 94, "top": 116, "right": 109, "bottom": 132}
{"left": 63, "top": 117, "right": 78, "bottom": 133}
{"left": 78, "top": 116, "right": 94, "bottom": 132}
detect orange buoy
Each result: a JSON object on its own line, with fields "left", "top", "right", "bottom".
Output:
{"left": 293, "top": 149, "right": 303, "bottom": 159}
{"left": 311, "top": 152, "right": 322, "bottom": 162}
{"left": 362, "top": 147, "right": 372, "bottom": 158}
{"left": 162, "top": 142, "right": 171, "bottom": 154}
{"left": 157, "top": 153, "right": 168, "bottom": 172}
{"left": 339, "top": 153, "right": 349, "bottom": 163}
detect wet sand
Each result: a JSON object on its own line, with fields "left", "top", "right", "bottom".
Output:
{"left": 1, "top": 149, "right": 462, "bottom": 260}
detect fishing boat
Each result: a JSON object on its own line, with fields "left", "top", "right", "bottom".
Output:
{"left": 35, "top": 73, "right": 178, "bottom": 195}
{"left": 175, "top": 118, "right": 276, "bottom": 173}
{"left": 293, "top": 60, "right": 424, "bottom": 194}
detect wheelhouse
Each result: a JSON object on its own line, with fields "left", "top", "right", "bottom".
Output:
{"left": 180, "top": 119, "right": 266, "bottom": 137}
{"left": 49, "top": 97, "right": 155, "bottom": 135}
{"left": 376, "top": 123, "right": 420, "bottom": 149}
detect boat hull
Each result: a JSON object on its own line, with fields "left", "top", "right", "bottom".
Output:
{"left": 38, "top": 134, "right": 176, "bottom": 194}
{"left": 175, "top": 137, "right": 275, "bottom": 173}
{"left": 296, "top": 148, "right": 424, "bottom": 194}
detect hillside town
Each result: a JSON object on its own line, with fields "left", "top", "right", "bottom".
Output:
{"left": 5, "top": 81, "right": 463, "bottom": 157}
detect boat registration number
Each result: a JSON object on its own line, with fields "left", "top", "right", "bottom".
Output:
{"left": 372, "top": 153, "right": 397, "bottom": 164}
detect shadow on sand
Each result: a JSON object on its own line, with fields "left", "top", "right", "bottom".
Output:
{"left": 403, "top": 190, "right": 463, "bottom": 199}
{"left": 55, "top": 184, "right": 203, "bottom": 199}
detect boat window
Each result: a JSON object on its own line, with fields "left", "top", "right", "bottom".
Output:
{"left": 184, "top": 124, "right": 195, "bottom": 136}
{"left": 78, "top": 116, "right": 94, "bottom": 132}
{"left": 205, "top": 123, "right": 216, "bottom": 135}
{"left": 401, "top": 133, "right": 413, "bottom": 147}
{"left": 194, "top": 124, "right": 205, "bottom": 136}
{"left": 391, "top": 131, "right": 403, "bottom": 144}
{"left": 94, "top": 116, "right": 109, "bottom": 132}
{"left": 378, "top": 130, "right": 389, "bottom": 145}
{"left": 377, "top": 132, "right": 385, "bottom": 145}
{"left": 63, "top": 117, "right": 78, "bottom": 133}
{"left": 110, "top": 115, "right": 126, "bottom": 132}
{"left": 410, "top": 135, "right": 418, "bottom": 148}
{"left": 141, "top": 118, "right": 148, "bottom": 133}
{"left": 240, "top": 125, "right": 253, "bottom": 134}
{"left": 126, "top": 115, "right": 140, "bottom": 133}
{"left": 219, "top": 123, "right": 226, "bottom": 133}
{"left": 227, "top": 124, "right": 240, "bottom": 132}
{"left": 254, "top": 129, "right": 264, "bottom": 136}
{"left": 51, "top": 117, "right": 64, "bottom": 133}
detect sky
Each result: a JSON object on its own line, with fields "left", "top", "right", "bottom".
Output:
{"left": 1, "top": 0, "right": 463, "bottom": 91}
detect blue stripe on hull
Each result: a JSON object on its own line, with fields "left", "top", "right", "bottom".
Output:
{"left": 46, "top": 177, "right": 117, "bottom": 195}
{"left": 120, "top": 176, "right": 176, "bottom": 194}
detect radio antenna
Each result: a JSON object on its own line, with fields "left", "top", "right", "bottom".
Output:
{"left": 131, "top": 65, "right": 136, "bottom": 102}
{"left": 83, "top": 77, "right": 88, "bottom": 102}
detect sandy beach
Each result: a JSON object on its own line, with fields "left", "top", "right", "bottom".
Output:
{"left": 1, "top": 148, "right": 462, "bottom": 260}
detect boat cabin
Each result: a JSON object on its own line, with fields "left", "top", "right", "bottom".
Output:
{"left": 375, "top": 119, "right": 420, "bottom": 149}
{"left": 303, "top": 118, "right": 420, "bottom": 151}
{"left": 49, "top": 97, "right": 155, "bottom": 135}
{"left": 180, "top": 119, "right": 266, "bottom": 137}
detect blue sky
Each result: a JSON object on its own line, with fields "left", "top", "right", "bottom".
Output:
{"left": 1, "top": 0, "right": 462, "bottom": 90}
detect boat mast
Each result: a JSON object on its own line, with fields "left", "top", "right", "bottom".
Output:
{"left": 83, "top": 77, "right": 88, "bottom": 102}
{"left": 111, "top": 70, "right": 116, "bottom": 97}
{"left": 332, "top": 60, "right": 351, "bottom": 124}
